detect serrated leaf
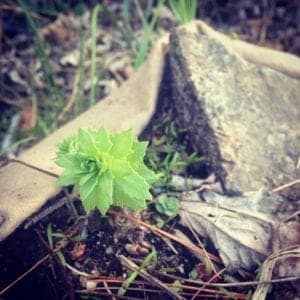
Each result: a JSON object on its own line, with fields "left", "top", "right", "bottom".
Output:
{"left": 83, "top": 188, "right": 96, "bottom": 211}
{"left": 79, "top": 171, "right": 97, "bottom": 186}
{"left": 110, "top": 129, "right": 134, "bottom": 158}
{"left": 117, "top": 172, "right": 152, "bottom": 200}
{"left": 79, "top": 172, "right": 98, "bottom": 200}
{"left": 56, "top": 127, "right": 156, "bottom": 215}
{"left": 57, "top": 136, "right": 76, "bottom": 155}
{"left": 125, "top": 196, "right": 146, "bottom": 210}
{"left": 56, "top": 153, "right": 87, "bottom": 172}
{"left": 56, "top": 171, "right": 79, "bottom": 187}
{"left": 128, "top": 141, "right": 148, "bottom": 163}
{"left": 155, "top": 194, "right": 179, "bottom": 217}
{"left": 96, "top": 127, "right": 113, "bottom": 152}
{"left": 95, "top": 170, "right": 113, "bottom": 215}
{"left": 110, "top": 158, "right": 132, "bottom": 178}
{"left": 135, "top": 163, "right": 157, "bottom": 184}
{"left": 77, "top": 128, "right": 99, "bottom": 156}
{"left": 113, "top": 181, "right": 146, "bottom": 210}
{"left": 113, "top": 182, "right": 128, "bottom": 208}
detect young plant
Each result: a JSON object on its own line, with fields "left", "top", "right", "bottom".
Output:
{"left": 155, "top": 194, "right": 179, "bottom": 218}
{"left": 168, "top": 0, "right": 197, "bottom": 24}
{"left": 55, "top": 127, "right": 156, "bottom": 215}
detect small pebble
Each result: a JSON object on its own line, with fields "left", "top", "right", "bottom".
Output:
{"left": 105, "top": 246, "right": 113, "bottom": 255}
{"left": 86, "top": 280, "right": 97, "bottom": 290}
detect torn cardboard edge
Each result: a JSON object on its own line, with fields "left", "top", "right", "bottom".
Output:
{"left": 0, "top": 20, "right": 299, "bottom": 241}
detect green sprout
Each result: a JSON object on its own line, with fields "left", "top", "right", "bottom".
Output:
{"left": 55, "top": 127, "right": 156, "bottom": 215}
{"left": 169, "top": 0, "right": 197, "bottom": 24}
{"left": 155, "top": 194, "right": 179, "bottom": 218}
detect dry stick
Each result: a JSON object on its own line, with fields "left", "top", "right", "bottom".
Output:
{"left": 77, "top": 290, "right": 145, "bottom": 300}
{"left": 0, "top": 255, "right": 50, "bottom": 296}
{"left": 191, "top": 268, "right": 227, "bottom": 300}
{"left": 0, "top": 94, "right": 23, "bottom": 106}
{"left": 0, "top": 224, "right": 81, "bottom": 296}
{"left": 155, "top": 271, "right": 300, "bottom": 288}
{"left": 181, "top": 211, "right": 219, "bottom": 276}
{"left": 64, "top": 263, "right": 90, "bottom": 277}
{"left": 252, "top": 246, "right": 300, "bottom": 300}
{"left": 80, "top": 285, "right": 244, "bottom": 299}
{"left": 56, "top": 70, "right": 80, "bottom": 122}
{"left": 78, "top": 276, "right": 246, "bottom": 298}
{"left": 271, "top": 178, "right": 300, "bottom": 193}
{"left": 35, "top": 229, "right": 75, "bottom": 300}
{"left": 9, "top": 158, "right": 59, "bottom": 178}
{"left": 103, "top": 281, "right": 116, "bottom": 300}
{"left": 79, "top": 278, "right": 246, "bottom": 299}
{"left": 109, "top": 210, "right": 221, "bottom": 264}
{"left": 24, "top": 196, "right": 69, "bottom": 229}
{"left": 119, "top": 255, "right": 184, "bottom": 300}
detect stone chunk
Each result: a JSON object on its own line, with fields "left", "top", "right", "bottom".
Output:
{"left": 170, "top": 26, "right": 300, "bottom": 194}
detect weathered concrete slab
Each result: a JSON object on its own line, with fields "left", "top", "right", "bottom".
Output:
{"left": 170, "top": 25, "right": 300, "bottom": 194}
{"left": 0, "top": 162, "right": 57, "bottom": 240}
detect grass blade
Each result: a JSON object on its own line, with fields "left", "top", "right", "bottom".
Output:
{"left": 169, "top": 0, "right": 197, "bottom": 24}
{"left": 133, "top": 0, "right": 165, "bottom": 69}
{"left": 18, "top": 0, "right": 63, "bottom": 109}
{"left": 89, "top": 4, "right": 101, "bottom": 107}
{"left": 74, "top": 17, "right": 85, "bottom": 116}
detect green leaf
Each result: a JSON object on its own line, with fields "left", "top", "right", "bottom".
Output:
{"left": 113, "top": 181, "right": 146, "bottom": 210}
{"left": 135, "top": 163, "right": 157, "bottom": 184}
{"left": 56, "top": 127, "right": 156, "bottom": 215}
{"left": 129, "top": 141, "right": 148, "bottom": 162}
{"left": 79, "top": 172, "right": 98, "bottom": 200}
{"left": 95, "top": 170, "right": 113, "bottom": 215}
{"left": 117, "top": 172, "right": 152, "bottom": 200}
{"left": 110, "top": 129, "right": 134, "bottom": 158}
{"left": 96, "top": 127, "right": 113, "bottom": 152}
{"left": 77, "top": 128, "right": 99, "bottom": 156}
{"left": 125, "top": 195, "right": 146, "bottom": 210}
{"left": 56, "top": 136, "right": 76, "bottom": 155}
{"left": 110, "top": 158, "right": 132, "bottom": 178}
{"left": 56, "top": 171, "right": 80, "bottom": 186}
{"left": 155, "top": 194, "right": 179, "bottom": 217}
{"left": 113, "top": 181, "right": 127, "bottom": 207}
{"left": 56, "top": 153, "right": 87, "bottom": 172}
{"left": 79, "top": 171, "right": 97, "bottom": 186}
{"left": 83, "top": 188, "right": 96, "bottom": 211}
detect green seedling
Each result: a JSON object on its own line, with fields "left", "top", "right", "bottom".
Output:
{"left": 46, "top": 223, "right": 67, "bottom": 265}
{"left": 118, "top": 249, "right": 157, "bottom": 296}
{"left": 55, "top": 127, "right": 156, "bottom": 215}
{"left": 89, "top": 4, "right": 101, "bottom": 107}
{"left": 155, "top": 194, "right": 179, "bottom": 218}
{"left": 169, "top": 0, "right": 197, "bottom": 24}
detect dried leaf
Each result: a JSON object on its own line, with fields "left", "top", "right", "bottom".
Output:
{"left": 70, "top": 242, "right": 86, "bottom": 261}
{"left": 20, "top": 105, "right": 36, "bottom": 131}
{"left": 179, "top": 189, "right": 300, "bottom": 272}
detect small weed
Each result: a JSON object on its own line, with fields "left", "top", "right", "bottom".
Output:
{"left": 98, "top": 0, "right": 164, "bottom": 69}
{"left": 155, "top": 194, "right": 179, "bottom": 218}
{"left": 18, "top": 0, "right": 63, "bottom": 114}
{"left": 55, "top": 127, "right": 156, "bottom": 215}
{"left": 118, "top": 249, "right": 157, "bottom": 296}
{"left": 46, "top": 223, "right": 67, "bottom": 265}
{"left": 169, "top": 0, "right": 197, "bottom": 24}
{"left": 145, "top": 120, "right": 203, "bottom": 188}
{"left": 89, "top": 4, "right": 101, "bottom": 107}
{"left": 133, "top": 0, "right": 165, "bottom": 69}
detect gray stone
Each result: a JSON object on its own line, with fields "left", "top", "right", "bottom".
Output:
{"left": 169, "top": 26, "right": 300, "bottom": 194}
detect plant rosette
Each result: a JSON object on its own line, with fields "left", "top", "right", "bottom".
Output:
{"left": 55, "top": 127, "right": 156, "bottom": 215}
{"left": 155, "top": 194, "right": 179, "bottom": 218}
